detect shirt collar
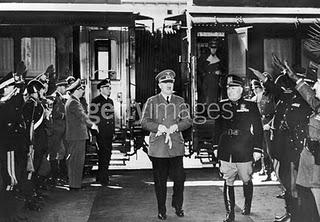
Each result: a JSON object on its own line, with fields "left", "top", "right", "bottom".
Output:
{"left": 160, "top": 93, "right": 171, "bottom": 101}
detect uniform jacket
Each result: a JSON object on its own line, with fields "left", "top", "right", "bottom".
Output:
{"left": 0, "top": 90, "right": 27, "bottom": 153}
{"left": 52, "top": 91, "right": 66, "bottom": 135}
{"left": 141, "top": 93, "right": 192, "bottom": 158}
{"left": 251, "top": 92, "right": 276, "bottom": 125}
{"left": 264, "top": 79, "right": 312, "bottom": 163}
{"left": 214, "top": 98, "right": 263, "bottom": 162}
{"left": 65, "top": 95, "right": 92, "bottom": 141}
{"left": 91, "top": 94, "right": 115, "bottom": 139}
{"left": 296, "top": 80, "right": 320, "bottom": 111}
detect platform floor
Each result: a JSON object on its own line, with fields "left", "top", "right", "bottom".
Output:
{"left": 1, "top": 168, "right": 287, "bottom": 222}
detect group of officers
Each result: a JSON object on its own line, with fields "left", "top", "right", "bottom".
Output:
{"left": 141, "top": 56, "right": 320, "bottom": 221}
{"left": 0, "top": 63, "right": 115, "bottom": 220}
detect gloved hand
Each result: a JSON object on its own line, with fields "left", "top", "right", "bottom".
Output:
{"left": 253, "top": 152, "right": 262, "bottom": 162}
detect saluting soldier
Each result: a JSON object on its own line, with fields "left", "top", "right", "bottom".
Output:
{"left": 91, "top": 78, "right": 115, "bottom": 185}
{"left": 250, "top": 79, "right": 276, "bottom": 181}
{"left": 47, "top": 79, "right": 68, "bottom": 185}
{"left": 250, "top": 67, "right": 313, "bottom": 222}
{"left": 213, "top": 74, "right": 263, "bottom": 222}
{"left": 0, "top": 72, "right": 27, "bottom": 192}
{"left": 141, "top": 69, "right": 192, "bottom": 220}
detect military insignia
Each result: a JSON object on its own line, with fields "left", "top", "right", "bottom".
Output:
{"left": 237, "top": 104, "right": 249, "bottom": 112}
{"left": 227, "top": 76, "right": 232, "bottom": 84}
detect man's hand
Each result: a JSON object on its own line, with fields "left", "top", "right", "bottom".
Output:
{"left": 157, "top": 124, "right": 168, "bottom": 133}
{"left": 284, "top": 60, "right": 300, "bottom": 82}
{"left": 91, "top": 123, "right": 99, "bottom": 133}
{"left": 263, "top": 124, "right": 271, "bottom": 131}
{"left": 168, "top": 124, "right": 178, "bottom": 134}
{"left": 248, "top": 67, "right": 267, "bottom": 82}
{"left": 253, "top": 152, "right": 262, "bottom": 162}
{"left": 272, "top": 53, "right": 287, "bottom": 73}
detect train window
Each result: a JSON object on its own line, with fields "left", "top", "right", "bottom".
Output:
{"left": 263, "top": 38, "right": 294, "bottom": 75}
{"left": 0, "top": 38, "right": 14, "bottom": 77}
{"left": 21, "top": 37, "right": 56, "bottom": 77}
{"left": 94, "top": 39, "right": 118, "bottom": 80}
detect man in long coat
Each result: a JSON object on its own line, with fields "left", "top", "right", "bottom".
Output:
{"left": 141, "top": 69, "right": 192, "bottom": 220}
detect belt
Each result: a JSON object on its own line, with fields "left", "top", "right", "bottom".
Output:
{"left": 225, "top": 129, "right": 241, "bottom": 136}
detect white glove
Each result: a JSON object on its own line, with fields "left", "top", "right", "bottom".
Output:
{"left": 91, "top": 123, "right": 99, "bottom": 133}
{"left": 157, "top": 124, "right": 168, "bottom": 133}
{"left": 253, "top": 152, "right": 262, "bottom": 162}
{"left": 263, "top": 124, "right": 271, "bottom": 131}
{"left": 168, "top": 124, "right": 178, "bottom": 134}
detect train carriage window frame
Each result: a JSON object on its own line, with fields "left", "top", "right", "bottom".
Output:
{"left": 93, "top": 39, "right": 118, "bottom": 80}
{"left": 21, "top": 37, "right": 56, "bottom": 78}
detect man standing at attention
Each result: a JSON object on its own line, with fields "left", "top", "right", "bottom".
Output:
{"left": 141, "top": 69, "right": 192, "bottom": 220}
{"left": 65, "top": 79, "right": 98, "bottom": 190}
{"left": 214, "top": 74, "right": 263, "bottom": 222}
{"left": 91, "top": 78, "right": 115, "bottom": 185}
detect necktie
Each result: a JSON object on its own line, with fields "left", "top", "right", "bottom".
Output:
{"left": 166, "top": 96, "right": 170, "bottom": 104}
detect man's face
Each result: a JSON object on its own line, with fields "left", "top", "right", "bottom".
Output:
{"left": 209, "top": 46, "right": 217, "bottom": 55}
{"left": 252, "top": 87, "right": 263, "bottom": 95}
{"left": 57, "top": 85, "right": 66, "bottom": 95}
{"left": 101, "top": 85, "right": 111, "bottom": 97}
{"left": 159, "top": 81, "right": 174, "bottom": 95}
{"left": 227, "top": 86, "right": 243, "bottom": 101}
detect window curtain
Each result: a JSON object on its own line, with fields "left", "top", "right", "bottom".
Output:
{"left": 264, "top": 38, "right": 294, "bottom": 75}
{"left": 21, "top": 37, "right": 56, "bottom": 77}
{"left": 0, "top": 38, "right": 14, "bottom": 77}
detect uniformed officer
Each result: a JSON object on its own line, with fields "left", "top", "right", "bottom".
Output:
{"left": 213, "top": 74, "right": 263, "bottom": 222}
{"left": 141, "top": 69, "right": 192, "bottom": 220}
{"left": 250, "top": 66, "right": 313, "bottom": 222}
{"left": 48, "top": 79, "right": 68, "bottom": 185}
{"left": 0, "top": 72, "right": 27, "bottom": 192}
{"left": 90, "top": 78, "right": 115, "bottom": 185}
{"left": 251, "top": 79, "right": 276, "bottom": 181}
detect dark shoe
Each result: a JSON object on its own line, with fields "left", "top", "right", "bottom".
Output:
{"left": 69, "top": 187, "right": 80, "bottom": 191}
{"left": 241, "top": 181, "right": 253, "bottom": 215}
{"left": 175, "top": 208, "right": 184, "bottom": 217}
{"left": 276, "top": 191, "right": 286, "bottom": 199}
{"left": 274, "top": 212, "right": 291, "bottom": 221}
{"left": 157, "top": 213, "right": 167, "bottom": 220}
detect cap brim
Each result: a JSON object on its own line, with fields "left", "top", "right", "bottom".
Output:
{"left": 160, "top": 79, "right": 174, "bottom": 83}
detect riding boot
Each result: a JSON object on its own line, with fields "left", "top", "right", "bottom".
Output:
{"left": 242, "top": 180, "right": 253, "bottom": 215}
{"left": 223, "top": 182, "right": 235, "bottom": 222}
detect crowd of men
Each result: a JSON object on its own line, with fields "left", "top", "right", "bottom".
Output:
{"left": 0, "top": 63, "right": 115, "bottom": 221}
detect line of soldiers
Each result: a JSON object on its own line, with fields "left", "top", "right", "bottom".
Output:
{"left": 249, "top": 56, "right": 320, "bottom": 222}
{"left": 0, "top": 64, "right": 78, "bottom": 219}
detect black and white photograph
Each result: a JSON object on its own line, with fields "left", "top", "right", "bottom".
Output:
{"left": 0, "top": 0, "right": 320, "bottom": 221}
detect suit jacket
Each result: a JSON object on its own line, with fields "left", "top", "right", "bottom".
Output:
{"left": 91, "top": 94, "right": 115, "bottom": 139}
{"left": 65, "top": 95, "right": 92, "bottom": 141}
{"left": 214, "top": 98, "right": 263, "bottom": 162}
{"left": 141, "top": 93, "right": 192, "bottom": 158}
{"left": 52, "top": 92, "right": 66, "bottom": 135}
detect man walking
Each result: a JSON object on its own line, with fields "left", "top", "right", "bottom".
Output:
{"left": 141, "top": 69, "right": 192, "bottom": 220}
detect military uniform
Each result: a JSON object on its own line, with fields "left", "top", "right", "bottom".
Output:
{"left": 214, "top": 75, "right": 263, "bottom": 222}
{"left": 264, "top": 75, "right": 313, "bottom": 222}
{"left": 91, "top": 78, "right": 115, "bottom": 184}
{"left": 141, "top": 69, "right": 191, "bottom": 220}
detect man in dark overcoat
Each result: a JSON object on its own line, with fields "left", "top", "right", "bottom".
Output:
{"left": 91, "top": 78, "right": 115, "bottom": 185}
{"left": 141, "top": 69, "right": 192, "bottom": 220}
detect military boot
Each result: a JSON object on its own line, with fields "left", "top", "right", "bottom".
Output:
{"left": 223, "top": 182, "right": 235, "bottom": 222}
{"left": 242, "top": 180, "right": 253, "bottom": 215}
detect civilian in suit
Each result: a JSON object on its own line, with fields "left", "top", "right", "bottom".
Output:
{"left": 141, "top": 69, "right": 192, "bottom": 220}
{"left": 213, "top": 75, "right": 263, "bottom": 222}
{"left": 91, "top": 78, "right": 115, "bottom": 185}
{"left": 65, "top": 79, "right": 98, "bottom": 190}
